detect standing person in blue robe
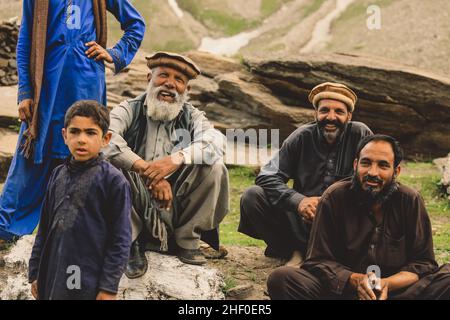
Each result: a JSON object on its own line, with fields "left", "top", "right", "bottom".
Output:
{"left": 29, "top": 100, "right": 132, "bottom": 300}
{"left": 0, "top": 0, "right": 145, "bottom": 241}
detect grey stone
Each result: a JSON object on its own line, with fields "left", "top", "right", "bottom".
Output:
{"left": 0, "top": 235, "right": 226, "bottom": 300}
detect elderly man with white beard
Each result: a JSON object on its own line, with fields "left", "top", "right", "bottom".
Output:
{"left": 103, "top": 52, "right": 229, "bottom": 278}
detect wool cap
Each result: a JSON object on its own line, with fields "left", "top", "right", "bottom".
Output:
{"left": 308, "top": 82, "right": 358, "bottom": 112}
{"left": 146, "top": 52, "right": 201, "bottom": 80}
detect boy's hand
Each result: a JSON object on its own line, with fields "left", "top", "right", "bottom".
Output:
{"left": 19, "top": 99, "right": 33, "bottom": 122}
{"left": 96, "top": 290, "right": 117, "bottom": 300}
{"left": 150, "top": 179, "right": 173, "bottom": 211}
{"left": 85, "top": 41, "right": 113, "bottom": 63}
{"left": 31, "top": 280, "right": 38, "bottom": 300}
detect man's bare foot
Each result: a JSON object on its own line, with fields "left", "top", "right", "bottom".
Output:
{"left": 284, "top": 250, "right": 304, "bottom": 267}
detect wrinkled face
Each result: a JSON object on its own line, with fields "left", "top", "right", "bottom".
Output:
{"left": 146, "top": 66, "right": 189, "bottom": 121}
{"left": 354, "top": 140, "right": 401, "bottom": 197}
{"left": 316, "top": 99, "right": 352, "bottom": 144}
{"left": 62, "top": 116, "right": 111, "bottom": 162}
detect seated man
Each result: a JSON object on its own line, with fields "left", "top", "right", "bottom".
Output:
{"left": 239, "top": 83, "right": 372, "bottom": 266}
{"left": 103, "top": 52, "right": 229, "bottom": 277}
{"left": 268, "top": 135, "right": 450, "bottom": 300}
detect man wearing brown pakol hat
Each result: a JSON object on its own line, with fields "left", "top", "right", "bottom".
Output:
{"left": 239, "top": 82, "right": 373, "bottom": 267}
{"left": 104, "top": 52, "right": 229, "bottom": 277}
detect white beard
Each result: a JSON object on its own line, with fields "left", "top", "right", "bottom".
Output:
{"left": 146, "top": 80, "right": 188, "bottom": 121}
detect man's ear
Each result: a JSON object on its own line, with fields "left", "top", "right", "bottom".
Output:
{"left": 147, "top": 71, "right": 152, "bottom": 83}
{"left": 62, "top": 128, "right": 68, "bottom": 144}
{"left": 102, "top": 131, "right": 112, "bottom": 147}
{"left": 394, "top": 165, "right": 401, "bottom": 178}
{"left": 348, "top": 112, "right": 353, "bottom": 121}
{"left": 353, "top": 158, "right": 358, "bottom": 171}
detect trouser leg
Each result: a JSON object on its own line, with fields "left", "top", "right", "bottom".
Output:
{"left": 417, "top": 264, "right": 450, "bottom": 300}
{"left": 239, "top": 186, "right": 310, "bottom": 258}
{"left": 267, "top": 266, "right": 324, "bottom": 300}
{"left": 171, "top": 164, "right": 229, "bottom": 250}
{"left": 0, "top": 149, "right": 63, "bottom": 240}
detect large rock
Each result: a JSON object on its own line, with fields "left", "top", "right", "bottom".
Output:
{"left": 0, "top": 236, "right": 225, "bottom": 300}
{"left": 0, "top": 20, "right": 19, "bottom": 86}
{"left": 245, "top": 53, "right": 450, "bottom": 158}
{"left": 107, "top": 50, "right": 450, "bottom": 159}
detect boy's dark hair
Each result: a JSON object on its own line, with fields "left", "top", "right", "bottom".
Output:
{"left": 356, "top": 134, "right": 404, "bottom": 168}
{"left": 64, "top": 100, "right": 110, "bottom": 135}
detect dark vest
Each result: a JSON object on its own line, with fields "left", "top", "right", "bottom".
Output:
{"left": 123, "top": 93, "right": 195, "bottom": 155}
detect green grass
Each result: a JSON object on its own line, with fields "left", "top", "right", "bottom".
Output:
{"left": 333, "top": 0, "right": 395, "bottom": 24}
{"left": 220, "top": 166, "right": 264, "bottom": 247}
{"left": 301, "top": 0, "right": 327, "bottom": 19}
{"left": 260, "top": 0, "right": 291, "bottom": 18}
{"left": 223, "top": 162, "right": 450, "bottom": 263}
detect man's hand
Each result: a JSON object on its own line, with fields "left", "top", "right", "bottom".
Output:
{"left": 297, "top": 197, "right": 320, "bottom": 221}
{"left": 378, "top": 279, "right": 389, "bottom": 300}
{"left": 350, "top": 273, "right": 378, "bottom": 300}
{"left": 96, "top": 290, "right": 117, "bottom": 300}
{"left": 85, "top": 41, "right": 113, "bottom": 63}
{"left": 18, "top": 98, "right": 33, "bottom": 122}
{"left": 151, "top": 179, "right": 173, "bottom": 210}
{"left": 134, "top": 154, "right": 184, "bottom": 187}
{"left": 31, "top": 280, "right": 38, "bottom": 300}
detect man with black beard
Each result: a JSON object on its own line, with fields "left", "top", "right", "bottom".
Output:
{"left": 104, "top": 52, "right": 229, "bottom": 277}
{"left": 239, "top": 83, "right": 372, "bottom": 266}
{"left": 268, "top": 135, "right": 450, "bottom": 300}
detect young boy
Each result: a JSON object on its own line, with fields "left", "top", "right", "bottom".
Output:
{"left": 28, "top": 101, "right": 132, "bottom": 300}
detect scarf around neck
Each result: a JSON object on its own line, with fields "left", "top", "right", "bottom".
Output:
{"left": 21, "top": 0, "right": 107, "bottom": 160}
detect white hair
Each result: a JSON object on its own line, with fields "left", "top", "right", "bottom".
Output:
{"left": 146, "top": 78, "right": 188, "bottom": 121}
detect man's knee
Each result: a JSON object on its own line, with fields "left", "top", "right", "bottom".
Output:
{"left": 240, "top": 186, "right": 265, "bottom": 214}
{"left": 267, "top": 267, "right": 299, "bottom": 300}
{"left": 267, "top": 267, "right": 320, "bottom": 300}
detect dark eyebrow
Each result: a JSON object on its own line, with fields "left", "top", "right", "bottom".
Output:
{"left": 378, "top": 160, "right": 391, "bottom": 167}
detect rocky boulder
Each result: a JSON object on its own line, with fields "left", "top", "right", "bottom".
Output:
{"left": 106, "top": 51, "right": 450, "bottom": 159}
{"left": 245, "top": 53, "right": 450, "bottom": 158}
{"left": 0, "top": 236, "right": 225, "bottom": 300}
{"left": 0, "top": 19, "right": 19, "bottom": 86}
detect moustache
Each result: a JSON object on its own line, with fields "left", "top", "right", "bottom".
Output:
{"left": 362, "top": 175, "right": 384, "bottom": 185}
{"left": 318, "top": 119, "right": 345, "bottom": 129}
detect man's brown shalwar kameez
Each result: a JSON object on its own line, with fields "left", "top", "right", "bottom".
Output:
{"left": 268, "top": 178, "right": 450, "bottom": 300}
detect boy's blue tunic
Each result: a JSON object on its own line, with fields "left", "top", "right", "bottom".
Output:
{"left": 0, "top": 0, "right": 145, "bottom": 240}
{"left": 29, "top": 157, "right": 132, "bottom": 300}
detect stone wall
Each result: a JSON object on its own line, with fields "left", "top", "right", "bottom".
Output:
{"left": 0, "top": 20, "right": 18, "bottom": 86}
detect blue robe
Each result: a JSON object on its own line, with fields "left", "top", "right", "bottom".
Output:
{"left": 0, "top": 0, "right": 145, "bottom": 240}
{"left": 28, "top": 157, "right": 132, "bottom": 300}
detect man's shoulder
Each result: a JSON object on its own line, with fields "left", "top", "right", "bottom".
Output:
{"left": 322, "top": 178, "right": 354, "bottom": 200}
{"left": 348, "top": 121, "right": 372, "bottom": 135}
{"left": 287, "top": 122, "right": 317, "bottom": 140}
{"left": 396, "top": 183, "right": 422, "bottom": 201}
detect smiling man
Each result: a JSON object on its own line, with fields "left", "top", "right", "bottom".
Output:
{"left": 239, "top": 82, "right": 373, "bottom": 266}
{"left": 268, "top": 135, "right": 450, "bottom": 300}
{"left": 103, "top": 52, "right": 229, "bottom": 277}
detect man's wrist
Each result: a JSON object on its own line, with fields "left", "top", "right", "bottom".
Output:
{"left": 132, "top": 159, "right": 146, "bottom": 173}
